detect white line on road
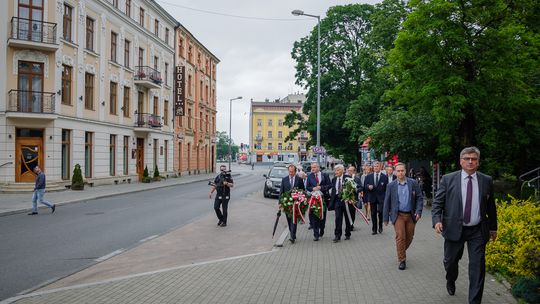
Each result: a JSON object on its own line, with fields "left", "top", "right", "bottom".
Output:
{"left": 95, "top": 249, "right": 124, "bottom": 262}
{"left": 139, "top": 235, "right": 159, "bottom": 243}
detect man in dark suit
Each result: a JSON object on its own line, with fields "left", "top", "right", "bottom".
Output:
{"left": 279, "top": 164, "right": 305, "bottom": 244}
{"left": 432, "top": 147, "right": 497, "bottom": 304}
{"left": 329, "top": 164, "right": 352, "bottom": 243}
{"left": 383, "top": 162, "right": 423, "bottom": 270}
{"left": 306, "top": 162, "right": 332, "bottom": 241}
{"left": 385, "top": 164, "right": 397, "bottom": 184}
{"left": 364, "top": 161, "right": 389, "bottom": 235}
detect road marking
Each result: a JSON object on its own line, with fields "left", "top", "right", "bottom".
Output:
{"left": 95, "top": 249, "right": 124, "bottom": 262}
{"left": 139, "top": 235, "right": 159, "bottom": 243}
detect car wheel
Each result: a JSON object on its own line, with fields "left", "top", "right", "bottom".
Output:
{"left": 263, "top": 186, "right": 269, "bottom": 198}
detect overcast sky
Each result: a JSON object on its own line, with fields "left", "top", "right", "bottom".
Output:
{"left": 158, "top": 0, "right": 377, "bottom": 145}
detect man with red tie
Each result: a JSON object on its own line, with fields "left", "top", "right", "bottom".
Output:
{"left": 432, "top": 147, "right": 497, "bottom": 304}
{"left": 306, "top": 162, "right": 332, "bottom": 241}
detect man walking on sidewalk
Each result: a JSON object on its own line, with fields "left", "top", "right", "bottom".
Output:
{"left": 306, "top": 162, "right": 332, "bottom": 240}
{"left": 209, "top": 165, "right": 234, "bottom": 227}
{"left": 330, "top": 164, "right": 352, "bottom": 243}
{"left": 364, "top": 161, "right": 388, "bottom": 235}
{"left": 432, "top": 147, "right": 497, "bottom": 304}
{"left": 383, "top": 162, "right": 423, "bottom": 270}
{"left": 280, "top": 164, "right": 305, "bottom": 243}
{"left": 28, "top": 166, "right": 56, "bottom": 215}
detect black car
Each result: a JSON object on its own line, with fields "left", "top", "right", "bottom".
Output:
{"left": 263, "top": 166, "right": 289, "bottom": 198}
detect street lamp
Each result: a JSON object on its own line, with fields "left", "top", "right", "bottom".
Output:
{"left": 292, "top": 9, "right": 321, "bottom": 166}
{"left": 229, "top": 96, "right": 243, "bottom": 170}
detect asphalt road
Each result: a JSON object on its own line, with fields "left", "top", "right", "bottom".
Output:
{"left": 0, "top": 167, "right": 267, "bottom": 300}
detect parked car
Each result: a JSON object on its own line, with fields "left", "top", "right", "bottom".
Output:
{"left": 263, "top": 166, "right": 289, "bottom": 198}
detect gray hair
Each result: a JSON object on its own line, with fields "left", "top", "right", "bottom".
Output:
{"left": 334, "top": 164, "right": 345, "bottom": 171}
{"left": 460, "top": 146, "right": 481, "bottom": 160}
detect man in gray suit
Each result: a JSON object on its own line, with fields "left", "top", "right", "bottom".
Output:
{"left": 383, "top": 162, "right": 423, "bottom": 270}
{"left": 432, "top": 147, "right": 497, "bottom": 304}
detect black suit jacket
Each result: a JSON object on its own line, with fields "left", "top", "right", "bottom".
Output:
{"left": 431, "top": 170, "right": 497, "bottom": 243}
{"left": 306, "top": 171, "right": 332, "bottom": 200}
{"left": 363, "top": 172, "right": 389, "bottom": 205}
{"left": 329, "top": 175, "right": 350, "bottom": 211}
{"left": 279, "top": 174, "right": 305, "bottom": 199}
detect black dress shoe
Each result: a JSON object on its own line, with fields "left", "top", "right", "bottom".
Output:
{"left": 51, "top": 204, "right": 56, "bottom": 213}
{"left": 378, "top": 227, "right": 383, "bottom": 233}
{"left": 27, "top": 212, "right": 38, "bottom": 215}
{"left": 446, "top": 281, "right": 455, "bottom": 296}
{"left": 351, "top": 225, "right": 355, "bottom": 231}
{"left": 372, "top": 231, "right": 377, "bottom": 235}
{"left": 313, "top": 237, "right": 319, "bottom": 241}
{"left": 308, "top": 226, "right": 313, "bottom": 230}
{"left": 320, "top": 229, "right": 324, "bottom": 237}
{"left": 289, "top": 239, "right": 295, "bottom": 244}
{"left": 332, "top": 238, "right": 340, "bottom": 243}
{"left": 344, "top": 236, "right": 350, "bottom": 240}
{"left": 220, "top": 223, "right": 227, "bottom": 227}
{"left": 217, "top": 220, "right": 223, "bottom": 226}
{"left": 398, "top": 261, "right": 406, "bottom": 270}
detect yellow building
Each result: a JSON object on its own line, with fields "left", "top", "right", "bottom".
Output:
{"left": 249, "top": 94, "right": 310, "bottom": 163}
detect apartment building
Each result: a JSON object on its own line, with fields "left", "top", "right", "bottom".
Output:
{"left": 249, "top": 94, "right": 310, "bottom": 163}
{"left": 174, "top": 25, "right": 219, "bottom": 175}
{"left": 0, "top": 0, "right": 176, "bottom": 187}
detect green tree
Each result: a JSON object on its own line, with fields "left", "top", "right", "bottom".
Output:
{"left": 216, "top": 131, "right": 239, "bottom": 161}
{"left": 386, "top": 0, "right": 540, "bottom": 175}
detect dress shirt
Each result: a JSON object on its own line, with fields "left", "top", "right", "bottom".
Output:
{"left": 461, "top": 170, "right": 480, "bottom": 226}
{"left": 397, "top": 180, "right": 411, "bottom": 212}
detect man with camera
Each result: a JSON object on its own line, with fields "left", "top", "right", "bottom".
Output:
{"left": 209, "top": 165, "right": 234, "bottom": 227}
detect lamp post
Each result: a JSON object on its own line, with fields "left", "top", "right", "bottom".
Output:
{"left": 292, "top": 9, "right": 321, "bottom": 166}
{"left": 229, "top": 96, "right": 243, "bottom": 170}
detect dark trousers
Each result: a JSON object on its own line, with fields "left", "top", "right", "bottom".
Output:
{"left": 370, "top": 202, "right": 383, "bottom": 232}
{"left": 214, "top": 197, "right": 229, "bottom": 224}
{"left": 348, "top": 204, "right": 356, "bottom": 225}
{"left": 334, "top": 203, "right": 352, "bottom": 239}
{"left": 309, "top": 208, "right": 326, "bottom": 238}
{"left": 444, "top": 225, "right": 486, "bottom": 304}
{"left": 286, "top": 216, "right": 297, "bottom": 240}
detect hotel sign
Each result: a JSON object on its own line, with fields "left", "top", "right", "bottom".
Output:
{"left": 174, "top": 65, "right": 185, "bottom": 116}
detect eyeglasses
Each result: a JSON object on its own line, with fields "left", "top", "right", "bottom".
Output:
{"left": 461, "top": 157, "right": 478, "bottom": 162}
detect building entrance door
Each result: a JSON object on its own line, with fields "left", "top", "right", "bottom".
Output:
{"left": 136, "top": 138, "right": 144, "bottom": 181}
{"left": 16, "top": 137, "right": 43, "bottom": 182}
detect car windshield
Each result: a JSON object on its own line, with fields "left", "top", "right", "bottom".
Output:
{"left": 269, "top": 167, "right": 288, "bottom": 178}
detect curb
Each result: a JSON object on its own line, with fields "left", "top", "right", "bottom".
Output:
{"left": 0, "top": 173, "right": 240, "bottom": 217}
{"left": 274, "top": 228, "right": 289, "bottom": 247}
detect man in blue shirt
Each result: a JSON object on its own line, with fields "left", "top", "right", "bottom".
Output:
{"left": 28, "top": 166, "right": 56, "bottom": 215}
{"left": 383, "top": 162, "right": 423, "bottom": 270}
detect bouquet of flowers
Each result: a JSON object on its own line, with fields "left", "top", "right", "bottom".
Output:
{"left": 279, "top": 188, "right": 309, "bottom": 224}
{"left": 341, "top": 177, "right": 358, "bottom": 204}
{"left": 309, "top": 191, "right": 324, "bottom": 219}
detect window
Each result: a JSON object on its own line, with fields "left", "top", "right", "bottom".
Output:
{"left": 268, "top": 131, "right": 273, "bottom": 139}
{"left": 268, "top": 119, "right": 272, "bottom": 127}
{"left": 205, "top": 85, "right": 209, "bottom": 102}
{"left": 257, "top": 119, "right": 262, "bottom": 126}
{"left": 188, "top": 108, "right": 192, "bottom": 129}
{"left": 200, "top": 81, "right": 203, "bottom": 100}
{"left": 165, "top": 28, "right": 169, "bottom": 44}
{"left": 205, "top": 114, "right": 209, "bottom": 132}
{"left": 85, "top": 132, "right": 93, "bottom": 178}
{"left": 138, "top": 48, "right": 144, "bottom": 67}
{"left": 110, "top": 135, "right": 116, "bottom": 176}
{"left": 164, "top": 140, "right": 168, "bottom": 172}
{"left": 278, "top": 143, "right": 282, "bottom": 150}
{"left": 179, "top": 38, "right": 184, "bottom": 57}
{"left": 63, "top": 4, "right": 72, "bottom": 41}
{"left": 205, "top": 59, "right": 209, "bottom": 74}
{"left": 154, "top": 19, "right": 159, "bottom": 36}
{"left": 111, "top": 32, "right": 117, "bottom": 62}
{"left": 154, "top": 56, "right": 158, "bottom": 73}
{"left": 123, "top": 86, "right": 130, "bottom": 117}
{"left": 123, "top": 136, "right": 129, "bottom": 175}
{"left": 85, "top": 73, "right": 94, "bottom": 110}
{"left": 124, "top": 39, "right": 130, "bottom": 67}
{"left": 153, "top": 139, "right": 158, "bottom": 172}
{"left": 164, "top": 100, "right": 169, "bottom": 126}
{"left": 188, "top": 75, "right": 192, "bottom": 96}
{"left": 112, "top": 0, "right": 118, "bottom": 8}
{"left": 199, "top": 112, "right": 203, "bottom": 131}
{"left": 278, "top": 131, "right": 283, "bottom": 139}
{"left": 139, "top": 8, "right": 144, "bottom": 26}
{"left": 153, "top": 96, "right": 158, "bottom": 116}
{"left": 61, "top": 65, "right": 72, "bottom": 105}
{"left": 110, "top": 82, "right": 117, "bottom": 115}
{"left": 164, "top": 63, "right": 168, "bottom": 85}
{"left": 125, "top": 0, "right": 131, "bottom": 17}
{"left": 61, "top": 129, "right": 71, "bottom": 180}
{"left": 288, "top": 143, "right": 293, "bottom": 151}
{"left": 268, "top": 143, "right": 273, "bottom": 150}
{"left": 188, "top": 45, "right": 192, "bottom": 62}
{"left": 86, "top": 17, "right": 94, "bottom": 51}
{"left": 278, "top": 119, "right": 283, "bottom": 126}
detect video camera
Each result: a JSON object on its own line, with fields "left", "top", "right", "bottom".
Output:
{"left": 208, "top": 170, "right": 232, "bottom": 187}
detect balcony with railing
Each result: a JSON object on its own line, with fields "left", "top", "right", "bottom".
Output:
{"left": 255, "top": 135, "right": 263, "bottom": 141}
{"left": 134, "top": 66, "right": 162, "bottom": 89}
{"left": 6, "top": 90, "right": 57, "bottom": 119}
{"left": 134, "top": 113, "right": 162, "bottom": 131}
{"left": 8, "top": 17, "right": 59, "bottom": 51}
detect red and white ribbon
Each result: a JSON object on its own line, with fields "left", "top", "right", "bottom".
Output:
{"left": 308, "top": 192, "right": 324, "bottom": 220}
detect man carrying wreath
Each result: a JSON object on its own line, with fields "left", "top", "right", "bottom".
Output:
{"left": 279, "top": 164, "right": 305, "bottom": 244}
{"left": 329, "top": 164, "right": 352, "bottom": 243}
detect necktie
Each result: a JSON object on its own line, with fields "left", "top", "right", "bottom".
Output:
{"left": 315, "top": 173, "right": 319, "bottom": 184}
{"left": 337, "top": 177, "right": 342, "bottom": 193}
{"left": 464, "top": 176, "right": 473, "bottom": 224}
{"left": 290, "top": 177, "right": 294, "bottom": 188}
{"left": 375, "top": 173, "right": 379, "bottom": 186}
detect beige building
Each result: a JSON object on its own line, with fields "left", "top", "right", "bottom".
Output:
{"left": 0, "top": 0, "right": 176, "bottom": 188}
{"left": 249, "top": 94, "right": 310, "bottom": 163}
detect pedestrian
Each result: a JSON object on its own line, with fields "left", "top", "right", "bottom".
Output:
{"left": 346, "top": 165, "right": 363, "bottom": 230}
{"left": 209, "top": 165, "right": 234, "bottom": 227}
{"left": 364, "top": 161, "right": 388, "bottom": 235}
{"left": 360, "top": 164, "right": 371, "bottom": 221}
{"left": 251, "top": 163, "right": 254, "bottom": 170}
{"left": 432, "top": 147, "right": 497, "bottom": 303}
{"left": 280, "top": 164, "right": 305, "bottom": 244}
{"left": 329, "top": 164, "right": 352, "bottom": 242}
{"left": 385, "top": 164, "right": 397, "bottom": 183}
{"left": 28, "top": 166, "right": 56, "bottom": 215}
{"left": 306, "top": 162, "right": 332, "bottom": 241}
{"left": 383, "top": 162, "right": 423, "bottom": 270}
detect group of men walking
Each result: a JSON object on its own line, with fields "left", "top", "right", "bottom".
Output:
{"left": 279, "top": 146, "right": 497, "bottom": 304}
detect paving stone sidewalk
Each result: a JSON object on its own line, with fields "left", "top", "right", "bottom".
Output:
{"left": 3, "top": 208, "right": 515, "bottom": 304}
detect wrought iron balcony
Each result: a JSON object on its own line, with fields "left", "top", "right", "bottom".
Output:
{"left": 7, "top": 90, "right": 56, "bottom": 114}
{"left": 135, "top": 113, "right": 162, "bottom": 129}
{"left": 8, "top": 17, "right": 59, "bottom": 51}
{"left": 134, "top": 66, "right": 162, "bottom": 89}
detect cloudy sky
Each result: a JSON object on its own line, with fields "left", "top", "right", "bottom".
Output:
{"left": 157, "top": 0, "right": 377, "bottom": 145}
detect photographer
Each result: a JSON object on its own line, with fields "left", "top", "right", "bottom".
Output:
{"left": 209, "top": 165, "right": 234, "bottom": 227}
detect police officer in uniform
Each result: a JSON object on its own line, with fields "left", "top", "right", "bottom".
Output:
{"left": 209, "top": 165, "right": 234, "bottom": 227}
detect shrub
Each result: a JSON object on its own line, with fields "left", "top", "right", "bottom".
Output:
{"left": 154, "top": 165, "right": 160, "bottom": 178}
{"left": 142, "top": 166, "right": 151, "bottom": 183}
{"left": 143, "top": 166, "right": 149, "bottom": 178}
{"left": 71, "top": 164, "right": 84, "bottom": 190}
{"left": 512, "top": 277, "right": 540, "bottom": 304}
{"left": 486, "top": 197, "right": 540, "bottom": 278}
